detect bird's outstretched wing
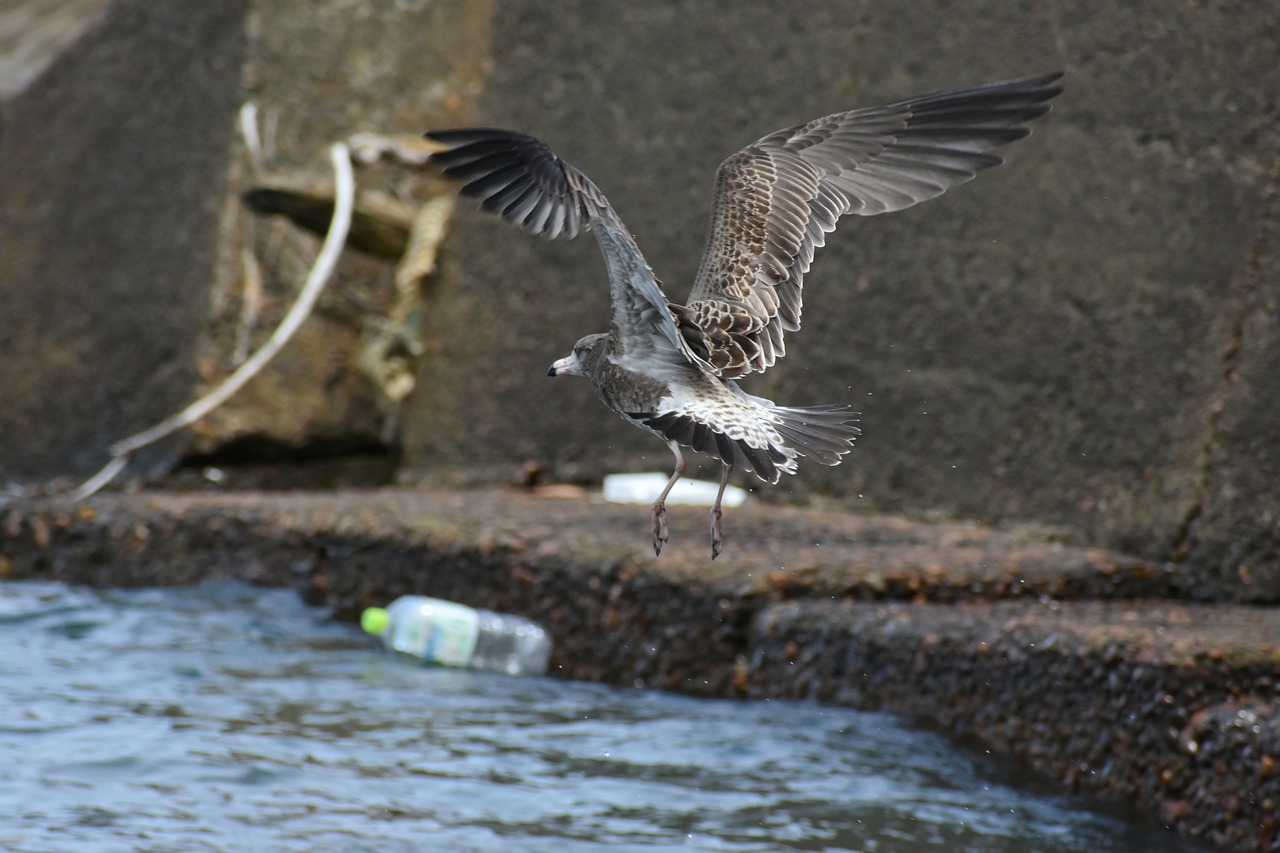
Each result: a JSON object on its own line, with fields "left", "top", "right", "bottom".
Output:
{"left": 679, "top": 71, "right": 1064, "bottom": 379}
{"left": 425, "top": 129, "right": 698, "bottom": 372}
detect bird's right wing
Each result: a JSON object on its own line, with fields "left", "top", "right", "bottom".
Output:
{"left": 425, "top": 129, "right": 700, "bottom": 374}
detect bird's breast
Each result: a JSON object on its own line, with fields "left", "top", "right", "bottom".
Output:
{"left": 590, "top": 358, "right": 677, "bottom": 418}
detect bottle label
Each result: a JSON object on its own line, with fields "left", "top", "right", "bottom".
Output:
{"left": 390, "top": 599, "right": 480, "bottom": 667}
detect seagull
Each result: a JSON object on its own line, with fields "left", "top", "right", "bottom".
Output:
{"left": 426, "top": 71, "right": 1063, "bottom": 559}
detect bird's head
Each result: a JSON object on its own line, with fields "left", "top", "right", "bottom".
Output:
{"left": 548, "top": 333, "right": 608, "bottom": 377}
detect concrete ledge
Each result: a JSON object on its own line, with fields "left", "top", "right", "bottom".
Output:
{"left": 1, "top": 488, "right": 1276, "bottom": 851}
{"left": 753, "top": 600, "right": 1279, "bottom": 850}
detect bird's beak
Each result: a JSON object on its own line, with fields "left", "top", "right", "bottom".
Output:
{"left": 548, "top": 355, "right": 576, "bottom": 377}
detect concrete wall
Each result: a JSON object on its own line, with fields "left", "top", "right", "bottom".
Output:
{"left": 2, "top": 1, "right": 1277, "bottom": 600}
{"left": 0, "top": 0, "right": 493, "bottom": 481}
{"left": 0, "top": 0, "right": 249, "bottom": 479}
{"left": 400, "top": 1, "right": 1280, "bottom": 600}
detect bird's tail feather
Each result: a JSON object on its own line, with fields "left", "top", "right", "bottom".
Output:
{"left": 772, "top": 405, "right": 860, "bottom": 467}
{"left": 636, "top": 403, "right": 858, "bottom": 485}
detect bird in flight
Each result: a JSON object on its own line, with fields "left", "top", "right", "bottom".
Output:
{"left": 426, "top": 71, "right": 1062, "bottom": 559}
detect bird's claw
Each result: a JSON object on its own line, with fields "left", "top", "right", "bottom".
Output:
{"left": 652, "top": 502, "right": 669, "bottom": 556}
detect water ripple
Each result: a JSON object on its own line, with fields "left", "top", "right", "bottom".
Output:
{"left": 0, "top": 579, "right": 1205, "bottom": 853}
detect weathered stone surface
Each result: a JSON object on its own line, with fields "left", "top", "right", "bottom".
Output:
{"left": 1181, "top": 173, "right": 1280, "bottom": 602}
{"left": 0, "top": 487, "right": 1175, "bottom": 600}
{"left": 400, "top": 2, "right": 1280, "bottom": 599}
{"left": 751, "top": 598, "right": 1280, "bottom": 852}
{"left": 0, "top": 0, "right": 249, "bottom": 480}
{"left": 0, "top": 0, "right": 494, "bottom": 483}
{"left": 189, "top": 0, "right": 493, "bottom": 460}
{"left": 0, "top": 0, "right": 111, "bottom": 97}
{"left": 2, "top": 488, "right": 1275, "bottom": 850}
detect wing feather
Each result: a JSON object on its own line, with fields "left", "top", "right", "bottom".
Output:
{"left": 682, "top": 71, "right": 1063, "bottom": 378}
{"left": 425, "top": 128, "right": 699, "bottom": 372}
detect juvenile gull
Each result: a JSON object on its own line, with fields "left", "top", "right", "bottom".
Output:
{"left": 426, "top": 71, "right": 1063, "bottom": 558}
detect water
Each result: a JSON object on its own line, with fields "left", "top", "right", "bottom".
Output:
{"left": 0, "top": 579, "right": 1204, "bottom": 853}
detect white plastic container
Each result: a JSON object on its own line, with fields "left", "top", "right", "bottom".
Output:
{"left": 361, "top": 595, "right": 551, "bottom": 676}
{"left": 602, "top": 472, "right": 747, "bottom": 507}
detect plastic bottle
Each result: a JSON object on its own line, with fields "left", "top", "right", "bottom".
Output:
{"left": 360, "top": 595, "right": 552, "bottom": 676}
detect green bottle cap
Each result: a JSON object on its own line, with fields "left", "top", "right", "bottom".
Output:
{"left": 361, "top": 606, "right": 390, "bottom": 636}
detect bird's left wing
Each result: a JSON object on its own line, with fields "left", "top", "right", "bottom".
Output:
{"left": 682, "top": 71, "right": 1064, "bottom": 379}
{"left": 425, "top": 129, "right": 701, "bottom": 373}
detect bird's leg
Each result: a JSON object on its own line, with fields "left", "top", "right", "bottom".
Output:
{"left": 710, "top": 463, "right": 732, "bottom": 560}
{"left": 651, "top": 441, "right": 686, "bottom": 556}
